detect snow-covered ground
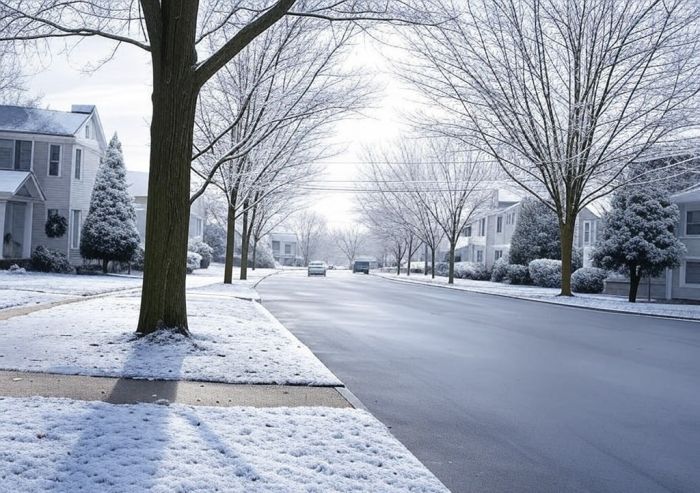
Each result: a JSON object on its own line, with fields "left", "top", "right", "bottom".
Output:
{"left": 375, "top": 273, "right": 700, "bottom": 320}
{"left": 0, "top": 397, "right": 447, "bottom": 492}
{"left": 0, "top": 290, "right": 339, "bottom": 386}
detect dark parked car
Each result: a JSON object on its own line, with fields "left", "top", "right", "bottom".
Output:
{"left": 352, "top": 260, "right": 370, "bottom": 274}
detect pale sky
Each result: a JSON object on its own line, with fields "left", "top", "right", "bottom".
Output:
{"left": 26, "top": 34, "right": 411, "bottom": 229}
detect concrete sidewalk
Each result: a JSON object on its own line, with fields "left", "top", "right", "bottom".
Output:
{"left": 0, "top": 370, "right": 353, "bottom": 408}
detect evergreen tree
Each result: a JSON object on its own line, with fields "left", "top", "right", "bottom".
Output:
{"left": 593, "top": 188, "right": 685, "bottom": 302}
{"left": 509, "top": 198, "right": 563, "bottom": 265}
{"left": 80, "top": 134, "right": 140, "bottom": 273}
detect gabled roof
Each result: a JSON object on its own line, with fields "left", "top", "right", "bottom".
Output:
{"left": 0, "top": 105, "right": 94, "bottom": 137}
{"left": 0, "top": 170, "right": 46, "bottom": 201}
{"left": 671, "top": 183, "right": 700, "bottom": 203}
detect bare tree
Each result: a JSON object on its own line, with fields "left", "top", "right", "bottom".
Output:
{"left": 332, "top": 225, "right": 366, "bottom": 267}
{"left": 406, "top": 0, "right": 700, "bottom": 295}
{"left": 0, "top": 0, "right": 429, "bottom": 335}
{"left": 291, "top": 210, "right": 327, "bottom": 266}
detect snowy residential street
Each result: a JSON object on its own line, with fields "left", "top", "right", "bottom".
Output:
{"left": 257, "top": 270, "right": 700, "bottom": 493}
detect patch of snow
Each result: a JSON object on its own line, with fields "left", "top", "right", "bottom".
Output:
{"left": 375, "top": 273, "right": 700, "bottom": 320}
{"left": 0, "top": 397, "right": 447, "bottom": 492}
{"left": 0, "top": 292, "right": 339, "bottom": 386}
{"left": 0, "top": 290, "right": 72, "bottom": 311}
{"left": 0, "top": 270, "right": 142, "bottom": 296}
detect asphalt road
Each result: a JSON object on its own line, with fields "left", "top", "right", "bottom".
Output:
{"left": 257, "top": 270, "right": 700, "bottom": 493}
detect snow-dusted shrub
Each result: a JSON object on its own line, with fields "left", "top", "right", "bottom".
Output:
{"left": 529, "top": 259, "right": 562, "bottom": 288}
{"left": 131, "top": 247, "right": 145, "bottom": 271}
{"left": 188, "top": 239, "right": 213, "bottom": 269}
{"left": 572, "top": 267, "right": 607, "bottom": 293}
{"left": 30, "top": 246, "right": 73, "bottom": 274}
{"left": 8, "top": 264, "right": 26, "bottom": 274}
{"left": 454, "top": 261, "right": 490, "bottom": 280}
{"left": 186, "top": 251, "right": 202, "bottom": 274}
{"left": 490, "top": 258, "right": 509, "bottom": 282}
{"left": 504, "top": 264, "right": 530, "bottom": 285}
{"left": 434, "top": 262, "right": 449, "bottom": 277}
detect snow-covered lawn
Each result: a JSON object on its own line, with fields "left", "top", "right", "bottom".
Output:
{"left": 375, "top": 273, "right": 700, "bottom": 320}
{"left": 0, "top": 290, "right": 339, "bottom": 386}
{"left": 0, "top": 270, "right": 142, "bottom": 296}
{"left": 0, "top": 397, "right": 446, "bottom": 492}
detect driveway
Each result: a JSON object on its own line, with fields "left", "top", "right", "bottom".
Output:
{"left": 257, "top": 270, "right": 700, "bottom": 493}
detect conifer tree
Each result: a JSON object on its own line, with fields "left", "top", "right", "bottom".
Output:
{"left": 80, "top": 134, "right": 140, "bottom": 273}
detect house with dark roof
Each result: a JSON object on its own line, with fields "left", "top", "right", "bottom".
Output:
{"left": 0, "top": 104, "right": 107, "bottom": 263}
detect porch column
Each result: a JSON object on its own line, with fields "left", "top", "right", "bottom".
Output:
{"left": 23, "top": 202, "right": 33, "bottom": 258}
{"left": 0, "top": 201, "right": 5, "bottom": 260}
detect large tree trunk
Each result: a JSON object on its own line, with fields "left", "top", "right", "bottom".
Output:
{"left": 137, "top": 5, "right": 199, "bottom": 335}
{"left": 223, "top": 196, "right": 237, "bottom": 284}
{"left": 559, "top": 220, "right": 576, "bottom": 296}
{"left": 448, "top": 243, "right": 456, "bottom": 284}
{"left": 251, "top": 239, "right": 258, "bottom": 270}
{"left": 629, "top": 265, "right": 641, "bottom": 303}
{"left": 102, "top": 259, "right": 109, "bottom": 274}
{"left": 240, "top": 201, "right": 250, "bottom": 280}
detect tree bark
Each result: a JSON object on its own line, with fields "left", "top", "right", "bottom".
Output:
{"left": 559, "top": 220, "right": 575, "bottom": 296}
{"left": 240, "top": 200, "right": 250, "bottom": 280}
{"left": 431, "top": 246, "right": 436, "bottom": 279}
{"left": 448, "top": 242, "right": 456, "bottom": 284}
{"left": 223, "top": 196, "right": 237, "bottom": 284}
{"left": 102, "top": 259, "right": 109, "bottom": 274}
{"left": 424, "top": 243, "right": 428, "bottom": 276}
{"left": 407, "top": 236, "right": 412, "bottom": 276}
{"left": 252, "top": 239, "right": 258, "bottom": 270}
{"left": 629, "top": 265, "right": 641, "bottom": 303}
{"left": 137, "top": 2, "right": 199, "bottom": 335}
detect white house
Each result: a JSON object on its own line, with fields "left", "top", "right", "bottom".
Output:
{"left": 454, "top": 190, "right": 604, "bottom": 268}
{"left": 0, "top": 104, "right": 107, "bottom": 263}
{"left": 269, "top": 232, "right": 302, "bottom": 266}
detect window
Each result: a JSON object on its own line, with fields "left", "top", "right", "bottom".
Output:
{"left": 74, "top": 148, "right": 82, "bottom": 180}
{"left": 495, "top": 250, "right": 503, "bottom": 261}
{"left": 0, "top": 139, "right": 32, "bottom": 170}
{"left": 194, "top": 218, "right": 203, "bottom": 237}
{"left": 85, "top": 123, "right": 91, "bottom": 139}
{"left": 272, "top": 241, "right": 280, "bottom": 253}
{"left": 70, "top": 210, "right": 82, "bottom": 249}
{"left": 476, "top": 250, "right": 483, "bottom": 263}
{"left": 463, "top": 225, "right": 472, "bottom": 237}
{"left": 685, "top": 261, "right": 700, "bottom": 284}
{"left": 47, "top": 208, "right": 59, "bottom": 219}
{"left": 496, "top": 216, "right": 503, "bottom": 233}
{"left": 48, "top": 145, "right": 61, "bottom": 176}
{"left": 687, "top": 211, "right": 700, "bottom": 236}
{"left": 583, "top": 221, "right": 592, "bottom": 245}
{"left": 478, "top": 218, "right": 486, "bottom": 236}
{"left": 284, "top": 244, "right": 292, "bottom": 255}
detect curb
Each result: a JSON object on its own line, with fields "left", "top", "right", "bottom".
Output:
{"left": 372, "top": 273, "right": 700, "bottom": 324}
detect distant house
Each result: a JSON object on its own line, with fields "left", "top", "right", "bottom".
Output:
{"left": 454, "top": 190, "right": 603, "bottom": 268}
{"left": 126, "top": 170, "right": 206, "bottom": 245}
{"left": 269, "top": 232, "right": 303, "bottom": 266}
{"left": 0, "top": 104, "right": 107, "bottom": 263}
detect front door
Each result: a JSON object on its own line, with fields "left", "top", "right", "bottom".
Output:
{"left": 2, "top": 201, "right": 26, "bottom": 258}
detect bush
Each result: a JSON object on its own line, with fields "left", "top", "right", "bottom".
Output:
{"left": 186, "top": 251, "right": 202, "bottom": 274}
{"left": 454, "top": 261, "right": 491, "bottom": 280}
{"left": 490, "top": 258, "right": 509, "bottom": 282}
{"left": 572, "top": 267, "right": 607, "bottom": 293}
{"left": 188, "top": 239, "right": 213, "bottom": 269}
{"left": 504, "top": 264, "right": 530, "bottom": 285}
{"left": 30, "top": 246, "right": 73, "bottom": 273}
{"left": 131, "top": 246, "right": 145, "bottom": 271}
{"left": 529, "top": 259, "right": 562, "bottom": 288}
{"left": 434, "top": 262, "right": 449, "bottom": 277}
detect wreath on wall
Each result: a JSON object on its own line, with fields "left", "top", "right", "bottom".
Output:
{"left": 45, "top": 213, "right": 68, "bottom": 238}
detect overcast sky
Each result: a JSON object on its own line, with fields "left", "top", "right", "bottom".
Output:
{"left": 26, "top": 34, "right": 411, "bottom": 229}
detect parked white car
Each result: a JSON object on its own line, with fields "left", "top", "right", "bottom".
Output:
{"left": 307, "top": 261, "right": 328, "bottom": 277}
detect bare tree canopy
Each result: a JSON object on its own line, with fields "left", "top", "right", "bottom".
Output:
{"left": 405, "top": 0, "right": 700, "bottom": 294}
{"left": 0, "top": 0, "right": 433, "bottom": 335}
